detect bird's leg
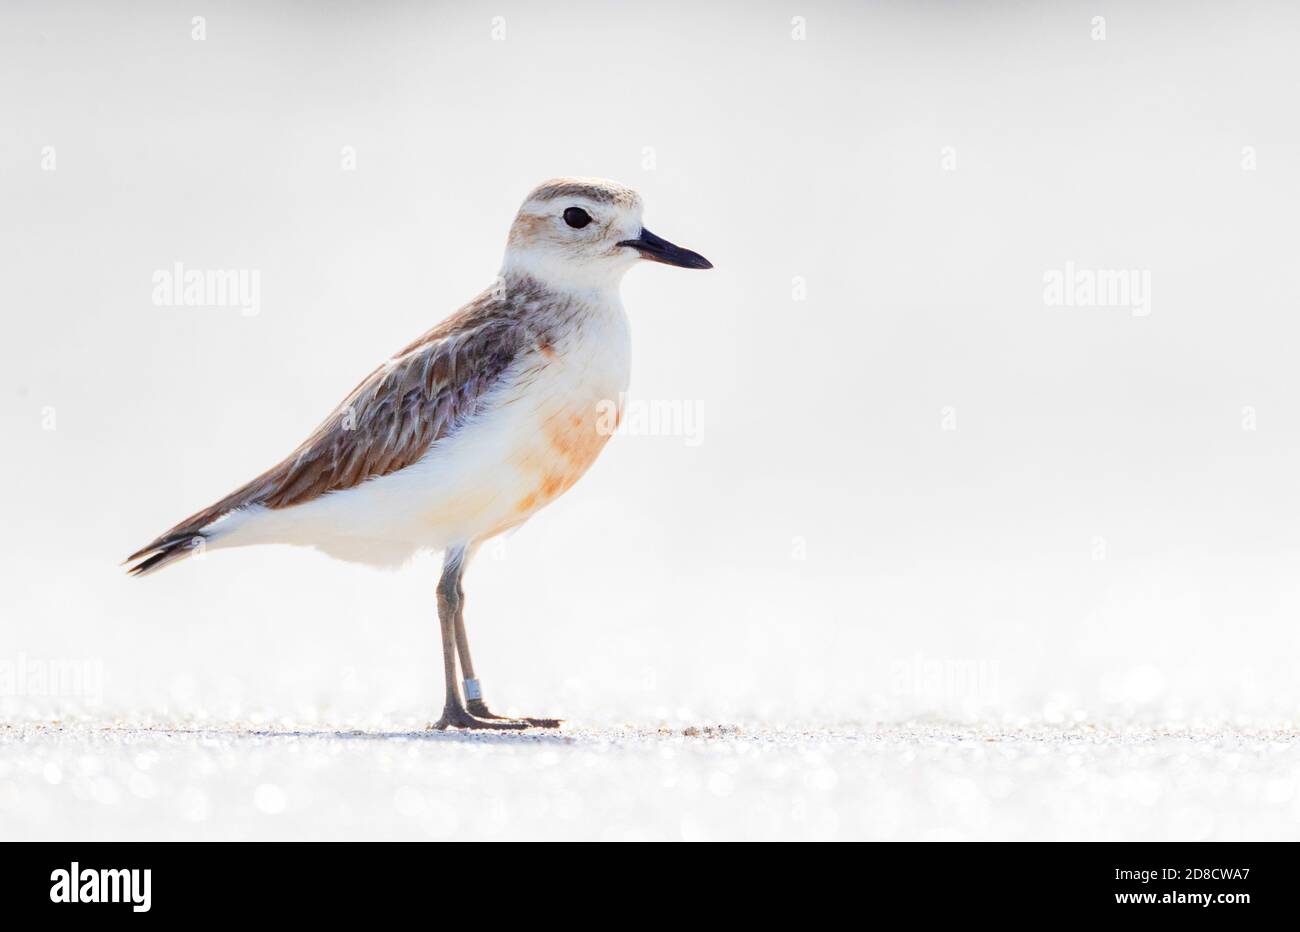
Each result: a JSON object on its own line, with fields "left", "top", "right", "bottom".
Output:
{"left": 452, "top": 552, "right": 562, "bottom": 729}
{"left": 429, "top": 547, "right": 526, "bottom": 731}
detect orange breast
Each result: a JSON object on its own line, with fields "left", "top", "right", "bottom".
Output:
{"left": 510, "top": 400, "right": 617, "bottom": 518}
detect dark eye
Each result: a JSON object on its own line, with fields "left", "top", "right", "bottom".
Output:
{"left": 563, "top": 206, "right": 592, "bottom": 229}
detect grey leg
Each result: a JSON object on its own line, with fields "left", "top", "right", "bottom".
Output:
{"left": 452, "top": 546, "right": 562, "bottom": 729}
{"left": 429, "top": 546, "right": 526, "bottom": 730}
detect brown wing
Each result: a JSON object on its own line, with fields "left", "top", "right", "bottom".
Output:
{"left": 126, "top": 296, "right": 527, "bottom": 567}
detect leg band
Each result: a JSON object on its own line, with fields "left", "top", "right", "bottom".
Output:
{"left": 463, "top": 677, "right": 482, "bottom": 701}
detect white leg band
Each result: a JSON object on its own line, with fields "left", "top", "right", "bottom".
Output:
{"left": 463, "top": 677, "right": 482, "bottom": 701}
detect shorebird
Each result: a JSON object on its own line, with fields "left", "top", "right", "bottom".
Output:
{"left": 125, "top": 178, "right": 712, "bottom": 729}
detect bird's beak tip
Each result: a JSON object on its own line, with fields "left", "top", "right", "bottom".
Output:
{"left": 620, "top": 228, "right": 713, "bottom": 271}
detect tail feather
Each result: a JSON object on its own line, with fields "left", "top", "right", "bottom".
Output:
{"left": 124, "top": 470, "right": 273, "bottom": 577}
{"left": 124, "top": 534, "right": 206, "bottom": 577}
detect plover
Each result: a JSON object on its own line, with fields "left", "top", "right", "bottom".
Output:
{"left": 125, "top": 178, "right": 712, "bottom": 729}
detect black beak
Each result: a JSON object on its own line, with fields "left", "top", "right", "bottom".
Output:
{"left": 618, "top": 227, "right": 713, "bottom": 270}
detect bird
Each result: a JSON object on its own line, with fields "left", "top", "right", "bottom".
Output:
{"left": 124, "top": 177, "right": 712, "bottom": 730}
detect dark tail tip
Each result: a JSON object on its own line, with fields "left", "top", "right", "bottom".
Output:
{"left": 124, "top": 535, "right": 205, "bottom": 578}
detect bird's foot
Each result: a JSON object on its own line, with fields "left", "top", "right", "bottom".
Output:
{"left": 428, "top": 703, "right": 529, "bottom": 731}
{"left": 467, "top": 698, "right": 562, "bottom": 729}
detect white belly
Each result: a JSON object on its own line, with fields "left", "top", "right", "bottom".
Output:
{"left": 217, "top": 303, "right": 632, "bottom": 567}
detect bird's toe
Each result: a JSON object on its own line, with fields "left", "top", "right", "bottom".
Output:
{"left": 466, "top": 699, "right": 561, "bottom": 729}
{"left": 427, "top": 706, "right": 529, "bottom": 731}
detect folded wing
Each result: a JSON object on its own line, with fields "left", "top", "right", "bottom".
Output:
{"left": 125, "top": 298, "right": 526, "bottom": 575}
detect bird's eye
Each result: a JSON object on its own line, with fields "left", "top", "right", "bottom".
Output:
{"left": 563, "top": 207, "right": 592, "bottom": 229}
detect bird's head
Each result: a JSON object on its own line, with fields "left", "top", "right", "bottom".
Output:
{"left": 502, "top": 177, "right": 712, "bottom": 291}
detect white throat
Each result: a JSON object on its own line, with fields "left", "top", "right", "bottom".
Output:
{"left": 500, "top": 248, "right": 635, "bottom": 297}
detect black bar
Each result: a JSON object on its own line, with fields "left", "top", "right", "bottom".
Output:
{"left": 0, "top": 842, "right": 1292, "bottom": 919}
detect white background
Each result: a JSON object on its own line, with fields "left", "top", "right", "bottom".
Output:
{"left": 2, "top": 1, "right": 1299, "bottom": 839}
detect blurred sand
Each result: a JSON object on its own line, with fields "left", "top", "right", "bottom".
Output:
{"left": 3, "top": 721, "right": 1298, "bottom": 841}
